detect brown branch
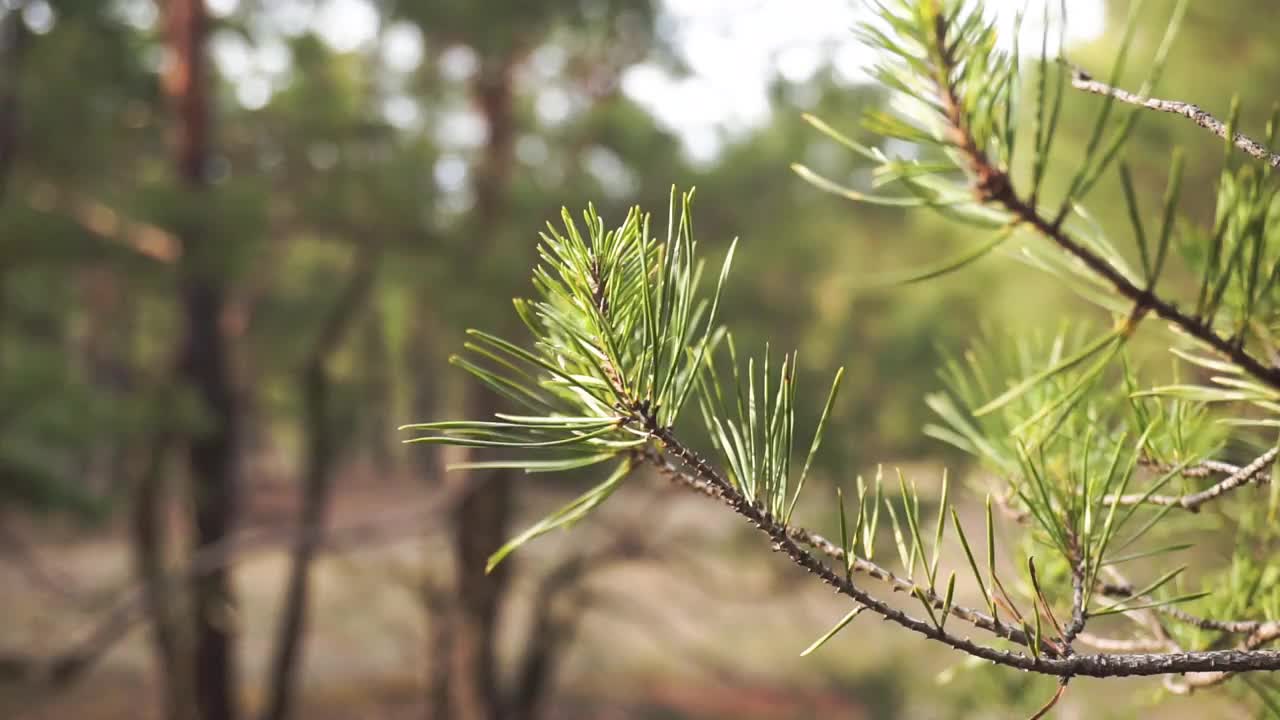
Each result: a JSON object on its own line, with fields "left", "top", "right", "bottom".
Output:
{"left": 641, "top": 419, "right": 1280, "bottom": 678}
{"left": 0, "top": 521, "right": 96, "bottom": 609}
{"left": 1028, "top": 679, "right": 1069, "bottom": 720}
{"left": 1064, "top": 561, "right": 1088, "bottom": 647}
{"left": 1106, "top": 447, "right": 1279, "bottom": 512}
{"left": 1138, "top": 456, "right": 1258, "bottom": 480}
{"left": 1069, "top": 67, "right": 1280, "bottom": 169}
{"left": 924, "top": 18, "right": 1280, "bottom": 393}
{"left": 643, "top": 447, "right": 1055, "bottom": 655}
{"left": 1014, "top": 152, "right": 1280, "bottom": 391}
{"left": 25, "top": 185, "right": 181, "bottom": 263}
{"left": 1095, "top": 568, "right": 1280, "bottom": 692}
{"left": 1163, "top": 623, "right": 1280, "bottom": 694}
{"left": 1100, "top": 581, "right": 1276, "bottom": 637}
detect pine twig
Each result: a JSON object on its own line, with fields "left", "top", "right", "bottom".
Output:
{"left": 1063, "top": 561, "right": 1088, "bottom": 647}
{"left": 1137, "top": 457, "right": 1259, "bottom": 480}
{"left": 1028, "top": 678, "right": 1069, "bottom": 720}
{"left": 1100, "top": 581, "right": 1279, "bottom": 637}
{"left": 925, "top": 21, "right": 1280, "bottom": 393}
{"left": 645, "top": 418, "right": 1280, "bottom": 678}
{"left": 1105, "top": 447, "right": 1279, "bottom": 512}
{"left": 645, "top": 446, "right": 1055, "bottom": 654}
{"left": 1069, "top": 66, "right": 1280, "bottom": 169}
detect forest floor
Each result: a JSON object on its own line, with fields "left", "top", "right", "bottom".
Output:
{"left": 0, "top": 460, "right": 1250, "bottom": 719}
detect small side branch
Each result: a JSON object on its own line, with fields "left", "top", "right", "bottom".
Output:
{"left": 1139, "top": 457, "right": 1256, "bottom": 480}
{"left": 1063, "top": 562, "right": 1088, "bottom": 647}
{"left": 1070, "top": 67, "right": 1280, "bottom": 169}
{"left": 1100, "top": 581, "right": 1278, "bottom": 637}
{"left": 1028, "top": 679, "right": 1069, "bottom": 720}
{"left": 1106, "top": 447, "right": 1279, "bottom": 512}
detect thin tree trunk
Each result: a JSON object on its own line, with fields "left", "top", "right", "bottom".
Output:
{"left": 509, "top": 585, "right": 579, "bottom": 720}
{"left": 132, "top": 433, "right": 189, "bottom": 720}
{"left": 260, "top": 245, "right": 380, "bottom": 720}
{"left": 361, "top": 313, "right": 396, "bottom": 477}
{"left": 441, "top": 53, "right": 520, "bottom": 720}
{"left": 259, "top": 361, "right": 331, "bottom": 720}
{"left": 0, "top": 4, "right": 24, "bottom": 203}
{"left": 180, "top": 278, "right": 239, "bottom": 720}
{"left": 408, "top": 248, "right": 451, "bottom": 719}
{"left": 446, "top": 429, "right": 514, "bottom": 720}
{"left": 162, "top": 2, "right": 239, "bottom": 720}
{"left": 422, "top": 578, "right": 454, "bottom": 720}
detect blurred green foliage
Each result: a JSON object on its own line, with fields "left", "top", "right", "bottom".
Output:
{"left": 2, "top": 0, "right": 1278, "bottom": 715}
{"left": 4, "top": 0, "right": 1276, "bottom": 515}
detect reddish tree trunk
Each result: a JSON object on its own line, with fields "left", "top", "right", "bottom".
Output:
{"left": 162, "top": 2, "right": 240, "bottom": 720}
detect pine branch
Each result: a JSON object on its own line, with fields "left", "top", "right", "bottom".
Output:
{"left": 980, "top": 137, "right": 1280, "bottom": 395}
{"left": 918, "top": 9, "right": 1280, "bottom": 393}
{"left": 1138, "top": 456, "right": 1269, "bottom": 481}
{"left": 1105, "top": 447, "right": 1279, "bottom": 511}
{"left": 1028, "top": 679, "right": 1069, "bottom": 720}
{"left": 1068, "top": 66, "right": 1280, "bottom": 169}
{"left": 645, "top": 418, "right": 1280, "bottom": 678}
{"left": 1100, "top": 582, "right": 1279, "bottom": 636}
{"left": 644, "top": 446, "right": 1052, "bottom": 653}
{"left": 1163, "top": 623, "right": 1280, "bottom": 693}
{"left": 1064, "top": 563, "right": 1088, "bottom": 646}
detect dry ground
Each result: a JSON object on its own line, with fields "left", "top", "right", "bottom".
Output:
{"left": 0, "top": 462, "right": 1253, "bottom": 719}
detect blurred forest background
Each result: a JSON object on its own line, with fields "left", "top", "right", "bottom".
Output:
{"left": 1, "top": 0, "right": 1277, "bottom": 718}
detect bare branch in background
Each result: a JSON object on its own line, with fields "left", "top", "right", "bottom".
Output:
{"left": 0, "top": 522, "right": 95, "bottom": 609}
{"left": 6, "top": 486, "right": 460, "bottom": 692}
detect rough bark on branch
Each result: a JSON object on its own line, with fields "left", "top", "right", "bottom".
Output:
{"left": 1069, "top": 67, "right": 1280, "bottom": 169}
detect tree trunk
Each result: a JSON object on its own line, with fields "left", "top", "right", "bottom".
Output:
{"left": 260, "top": 245, "right": 380, "bottom": 720}
{"left": 421, "top": 577, "right": 454, "bottom": 720}
{"left": 438, "top": 54, "right": 520, "bottom": 720}
{"left": 361, "top": 313, "right": 396, "bottom": 477}
{"left": 258, "top": 360, "right": 330, "bottom": 720}
{"left": 162, "top": 2, "right": 239, "bottom": 720}
{"left": 131, "top": 433, "right": 189, "bottom": 720}
{"left": 180, "top": 278, "right": 239, "bottom": 720}
{"left": 0, "top": 4, "right": 24, "bottom": 202}
{"left": 509, "top": 583, "right": 579, "bottom": 720}
{"left": 445, "top": 423, "right": 514, "bottom": 720}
